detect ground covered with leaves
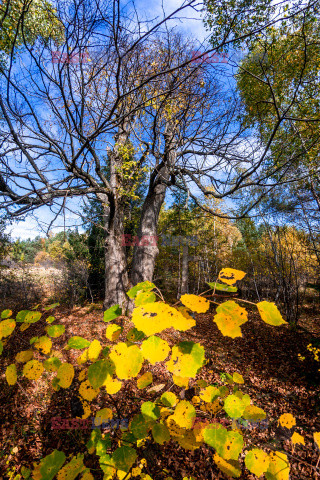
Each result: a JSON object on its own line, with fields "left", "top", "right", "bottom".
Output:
{"left": 0, "top": 298, "right": 320, "bottom": 480}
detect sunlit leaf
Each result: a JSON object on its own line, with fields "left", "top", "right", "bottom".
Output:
{"left": 135, "top": 290, "right": 156, "bottom": 306}
{"left": 79, "top": 380, "right": 99, "bottom": 401}
{"left": 0, "top": 318, "right": 16, "bottom": 338}
{"left": 199, "top": 385, "right": 221, "bottom": 403}
{"left": 265, "top": 451, "right": 290, "bottom": 480}
{"left": 46, "top": 316, "right": 56, "bottom": 324}
{"left": 15, "top": 350, "right": 33, "bottom": 363}
{"left": 213, "top": 454, "right": 241, "bottom": 478}
{"left": 141, "top": 401, "right": 160, "bottom": 421}
{"left": 233, "top": 373, "right": 244, "bottom": 384}
{"left": 141, "top": 336, "right": 170, "bottom": 364}
{"left": 314, "top": 432, "right": 320, "bottom": 450}
{"left": 213, "top": 301, "right": 248, "bottom": 338}
{"left": 103, "top": 305, "right": 122, "bottom": 322}
{"left": 127, "top": 281, "right": 156, "bottom": 299}
{"left": 170, "top": 401, "right": 195, "bottom": 429}
{"left": 24, "top": 311, "right": 42, "bottom": 324}
{"left": 109, "top": 342, "right": 143, "bottom": 379}
{"left": 243, "top": 405, "right": 266, "bottom": 421}
{"left": 68, "top": 337, "right": 90, "bottom": 349}
{"left": 105, "top": 324, "right": 122, "bottom": 342}
{"left": 6, "top": 363, "right": 17, "bottom": 385}
{"left": 56, "top": 363, "right": 74, "bottom": 388}
{"left": 166, "top": 341, "right": 205, "bottom": 378}
{"left": 137, "top": 372, "right": 153, "bottom": 389}
{"left": 172, "top": 375, "right": 189, "bottom": 388}
{"left": 46, "top": 325, "right": 65, "bottom": 338}
{"left": 180, "top": 294, "right": 210, "bottom": 313}
{"left": 257, "top": 301, "right": 287, "bottom": 326}
{"left": 278, "top": 413, "right": 296, "bottom": 429}
{"left": 88, "top": 339, "right": 102, "bottom": 360}
{"left": 218, "top": 268, "right": 246, "bottom": 285}
{"left": 132, "top": 302, "right": 194, "bottom": 336}
{"left": 1, "top": 309, "right": 12, "bottom": 319}
{"left": 23, "top": 360, "right": 44, "bottom": 380}
{"left": 160, "top": 392, "right": 178, "bottom": 407}
{"left": 291, "top": 432, "right": 305, "bottom": 445}
{"left": 103, "top": 375, "right": 122, "bottom": 394}
{"left": 245, "top": 448, "right": 269, "bottom": 477}
{"left": 204, "top": 424, "right": 243, "bottom": 460}
{"left": 34, "top": 336, "right": 52, "bottom": 355}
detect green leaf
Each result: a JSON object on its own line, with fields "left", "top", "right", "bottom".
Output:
{"left": 16, "top": 310, "right": 41, "bottom": 324}
{"left": 38, "top": 450, "right": 66, "bottom": 480}
{"left": 130, "top": 414, "right": 151, "bottom": 439}
{"left": 135, "top": 290, "right": 156, "bottom": 306}
{"left": 1, "top": 309, "right": 12, "bottom": 319}
{"left": 0, "top": 340, "right": 3, "bottom": 355}
{"left": 152, "top": 422, "right": 170, "bottom": 444}
{"left": 224, "top": 393, "right": 250, "bottom": 419}
{"left": 203, "top": 424, "right": 243, "bottom": 460}
{"left": 112, "top": 446, "right": 137, "bottom": 472}
{"left": 47, "top": 325, "right": 65, "bottom": 338}
{"left": 88, "top": 360, "right": 114, "bottom": 388}
{"left": 141, "top": 401, "right": 160, "bottom": 421}
{"left": 46, "top": 316, "right": 56, "bottom": 324}
{"left": 68, "top": 336, "right": 91, "bottom": 349}
{"left": 160, "top": 392, "right": 178, "bottom": 407}
{"left": 44, "top": 303, "right": 60, "bottom": 311}
{"left": 16, "top": 310, "right": 29, "bottom": 322}
{"left": 127, "top": 281, "right": 156, "bottom": 299}
{"left": 126, "top": 327, "right": 146, "bottom": 342}
{"left": 257, "top": 301, "right": 287, "bottom": 326}
{"left": 103, "top": 305, "right": 122, "bottom": 322}
{"left": 207, "top": 282, "right": 237, "bottom": 292}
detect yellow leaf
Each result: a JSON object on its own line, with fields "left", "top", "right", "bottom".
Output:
{"left": 109, "top": 342, "right": 143, "bottom": 379}
{"left": 233, "top": 373, "right": 244, "bottom": 384}
{"left": 141, "top": 336, "right": 170, "bottom": 364}
{"left": 56, "top": 453, "right": 86, "bottom": 480}
{"left": 291, "top": 432, "right": 305, "bottom": 445}
{"left": 88, "top": 339, "right": 102, "bottom": 361}
{"left": 78, "top": 369, "right": 87, "bottom": 381}
{"left": 103, "top": 374, "right": 122, "bottom": 394}
{"left": 172, "top": 375, "right": 189, "bottom": 388}
{"left": 56, "top": 363, "right": 74, "bottom": 389}
{"left": 213, "top": 301, "right": 248, "bottom": 338}
{"left": 94, "top": 407, "right": 113, "bottom": 427}
{"left": 278, "top": 413, "right": 296, "bottom": 429}
{"left": 77, "top": 349, "right": 89, "bottom": 365}
{"left": 169, "top": 400, "right": 196, "bottom": 429}
{"left": 34, "top": 336, "right": 52, "bottom": 355}
{"left": 15, "top": 350, "right": 33, "bottom": 363}
{"left": 79, "top": 380, "right": 99, "bottom": 401}
{"left": 132, "top": 302, "right": 194, "bottom": 336}
{"left": 266, "top": 451, "right": 290, "bottom": 480}
{"left": 166, "top": 341, "right": 205, "bottom": 378}
{"left": 313, "top": 432, "right": 320, "bottom": 449}
{"left": 137, "top": 372, "right": 153, "bottom": 389}
{"left": 245, "top": 448, "right": 269, "bottom": 477}
{"left": 23, "top": 360, "right": 44, "bottom": 380}
{"left": 6, "top": 363, "right": 17, "bottom": 385}
{"left": 106, "top": 324, "right": 122, "bottom": 341}
{"left": 257, "top": 301, "right": 287, "bottom": 326}
{"left": 180, "top": 294, "right": 210, "bottom": 313}
{"left": 0, "top": 318, "right": 16, "bottom": 339}
{"left": 218, "top": 268, "right": 246, "bottom": 285}
{"left": 213, "top": 453, "right": 241, "bottom": 478}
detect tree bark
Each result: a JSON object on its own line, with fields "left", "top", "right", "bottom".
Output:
{"left": 180, "top": 244, "right": 189, "bottom": 296}
{"left": 130, "top": 125, "right": 176, "bottom": 286}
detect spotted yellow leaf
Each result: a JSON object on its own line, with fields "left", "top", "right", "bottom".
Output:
{"left": 56, "top": 453, "right": 86, "bottom": 480}
{"left": 278, "top": 413, "right": 296, "bottom": 429}
{"left": 34, "top": 336, "right": 52, "bottom": 355}
{"left": 23, "top": 360, "right": 44, "bottom": 380}
{"left": 79, "top": 380, "right": 99, "bottom": 401}
{"left": 245, "top": 448, "right": 269, "bottom": 477}
{"left": 109, "top": 342, "right": 143, "bottom": 379}
{"left": 132, "top": 302, "right": 194, "bottom": 336}
{"left": 218, "top": 268, "right": 246, "bottom": 285}
{"left": 0, "top": 318, "right": 16, "bottom": 339}
{"left": 266, "top": 451, "right": 290, "bottom": 480}
{"left": 169, "top": 400, "right": 196, "bottom": 429}
{"left": 213, "top": 301, "right": 248, "bottom": 338}
{"left": 180, "top": 294, "right": 210, "bottom": 313}
{"left": 166, "top": 341, "right": 205, "bottom": 378}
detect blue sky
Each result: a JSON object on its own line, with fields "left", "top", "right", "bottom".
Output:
{"left": 6, "top": 0, "right": 242, "bottom": 240}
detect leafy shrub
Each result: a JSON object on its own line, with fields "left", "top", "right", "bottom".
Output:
{"left": 1, "top": 268, "right": 318, "bottom": 479}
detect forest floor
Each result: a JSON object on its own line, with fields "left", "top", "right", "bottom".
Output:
{"left": 0, "top": 298, "right": 320, "bottom": 480}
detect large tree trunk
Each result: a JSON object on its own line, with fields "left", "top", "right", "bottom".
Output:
{"left": 131, "top": 126, "right": 176, "bottom": 286}
{"left": 103, "top": 200, "right": 130, "bottom": 311}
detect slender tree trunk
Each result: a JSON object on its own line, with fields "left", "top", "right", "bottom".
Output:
{"left": 180, "top": 244, "right": 189, "bottom": 296}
